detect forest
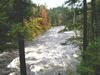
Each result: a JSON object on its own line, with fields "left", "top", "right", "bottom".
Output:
{"left": 0, "top": 0, "right": 100, "bottom": 75}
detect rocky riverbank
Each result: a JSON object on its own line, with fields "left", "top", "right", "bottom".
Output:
{"left": 0, "top": 51, "right": 18, "bottom": 75}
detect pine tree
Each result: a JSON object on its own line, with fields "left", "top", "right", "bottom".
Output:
{"left": 83, "top": 0, "right": 88, "bottom": 51}
{"left": 14, "top": 0, "right": 27, "bottom": 75}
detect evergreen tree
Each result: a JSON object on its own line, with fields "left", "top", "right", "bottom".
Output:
{"left": 65, "top": 0, "right": 80, "bottom": 24}
{"left": 83, "top": 0, "right": 88, "bottom": 51}
{"left": 13, "top": 0, "right": 27, "bottom": 75}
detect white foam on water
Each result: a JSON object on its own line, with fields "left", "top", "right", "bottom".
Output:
{"left": 8, "top": 26, "right": 80, "bottom": 75}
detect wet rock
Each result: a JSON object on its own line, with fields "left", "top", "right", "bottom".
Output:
{"left": 0, "top": 51, "right": 18, "bottom": 75}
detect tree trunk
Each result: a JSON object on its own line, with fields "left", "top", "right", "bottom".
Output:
{"left": 14, "top": 0, "right": 27, "bottom": 75}
{"left": 91, "top": 0, "right": 96, "bottom": 40}
{"left": 82, "top": 0, "right": 88, "bottom": 66}
{"left": 18, "top": 33, "right": 27, "bottom": 75}
{"left": 73, "top": 8, "right": 76, "bottom": 24}
{"left": 92, "top": 1, "right": 100, "bottom": 75}
{"left": 82, "top": 1, "right": 88, "bottom": 75}
{"left": 95, "top": 0, "right": 100, "bottom": 38}
{"left": 72, "top": 4, "right": 76, "bottom": 24}
{"left": 83, "top": 0, "right": 88, "bottom": 51}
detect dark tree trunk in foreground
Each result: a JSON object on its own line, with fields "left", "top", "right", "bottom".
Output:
{"left": 95, "top": 0, "right": 100, "bottom": 38}
{"left": 91, "top": 0, "right": 96, "bottom": 40}
{"left": 82, "top": 1, "right": 88, "bottom": 75}
{"left": 14, "top": 0, "right": 27, "bottom": 75}
{"left": 92, "top": 0, "right": 100, "bottom": 75}
{"left": 83, "top": 0, "right": 88, "bottom": 51}
{"left": 18, "top": 33, "right": 27, "bottom": 75}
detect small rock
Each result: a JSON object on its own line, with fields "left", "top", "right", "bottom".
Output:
{"left": 9, "top": 72, "right": 16, "bottom": 75}
{"left": 73, "top": 54, "right": 79, "bottom": 58}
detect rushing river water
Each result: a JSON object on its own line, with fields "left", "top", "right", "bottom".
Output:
{"left": 8, "top": 26, "right": 80, "bottom": 75}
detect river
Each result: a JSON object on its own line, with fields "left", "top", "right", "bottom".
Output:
{"left": 8, "top": 26, "right": 80, "bottom": 75}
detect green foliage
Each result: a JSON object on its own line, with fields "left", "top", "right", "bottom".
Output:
{"left": 77, "top": 38, "right": 100, "bottom": 75}
{"left": 0, "top": 0, "right": 50, "bottom": 51}
{"left": 96, "top": 0, "right": 100, "bottom": 12}
{"left": 48, "top": 3, "right": 82, "bottom": 26}
{"left": 65, "top": 0, "right": 80, "bottom": 6}
{"left": 0, "top": 0, "right": 15, "bottom": 52}
{"left": 24, "top": 18, "right": 51, "bottom": 39}
{"left": 77, "top": 1, "right": 100, "bottom": 74}
{"left": 23, "top": 1, "right": 34, "bottom": 19}
{"left": 10, "top": 23, "right": 27, "bottom": 38}
{"left": 48, "top": 7, "right": 74, "bottom": 26}
{"left": 10, "top": 18, "right": 51, "bottom": 40}
{"left": 67, "top": 23, "right": 82, "bottom": 30}
{"left": 77, "top": 63, "right": 95, "bottom": 75}
{"left": 60, "top": 23, "right": 82, "bottom": 50}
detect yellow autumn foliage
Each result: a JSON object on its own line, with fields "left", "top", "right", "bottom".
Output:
{"left": 24, "top": 17, "right": 51, "bottom": 39}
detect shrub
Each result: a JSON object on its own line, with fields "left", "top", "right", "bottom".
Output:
{"left": 77, "top": 38, "right": 100, "bottom": 75}
{"left": 10, "top": 17, "right": 51, "bottom": 40}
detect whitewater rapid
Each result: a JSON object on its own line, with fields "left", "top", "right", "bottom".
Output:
{"left": 8, "top": 26, "right": 80, "bottom": 75}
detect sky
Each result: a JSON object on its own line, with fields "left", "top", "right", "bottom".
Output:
{"left": 32, "top": 0, "right": 91, "bottom": 9}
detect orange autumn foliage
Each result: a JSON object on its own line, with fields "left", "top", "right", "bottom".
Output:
{"left": 39, "top": 5, "right": 48, "bottom": 25}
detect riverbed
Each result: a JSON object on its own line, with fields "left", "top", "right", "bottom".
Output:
{"left": 8, "top": 26, "right": 80, "bottom": 75}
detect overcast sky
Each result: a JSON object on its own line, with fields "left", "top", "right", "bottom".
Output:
{"left": 32, "top": 0, "right": 91, "bottom": 9}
